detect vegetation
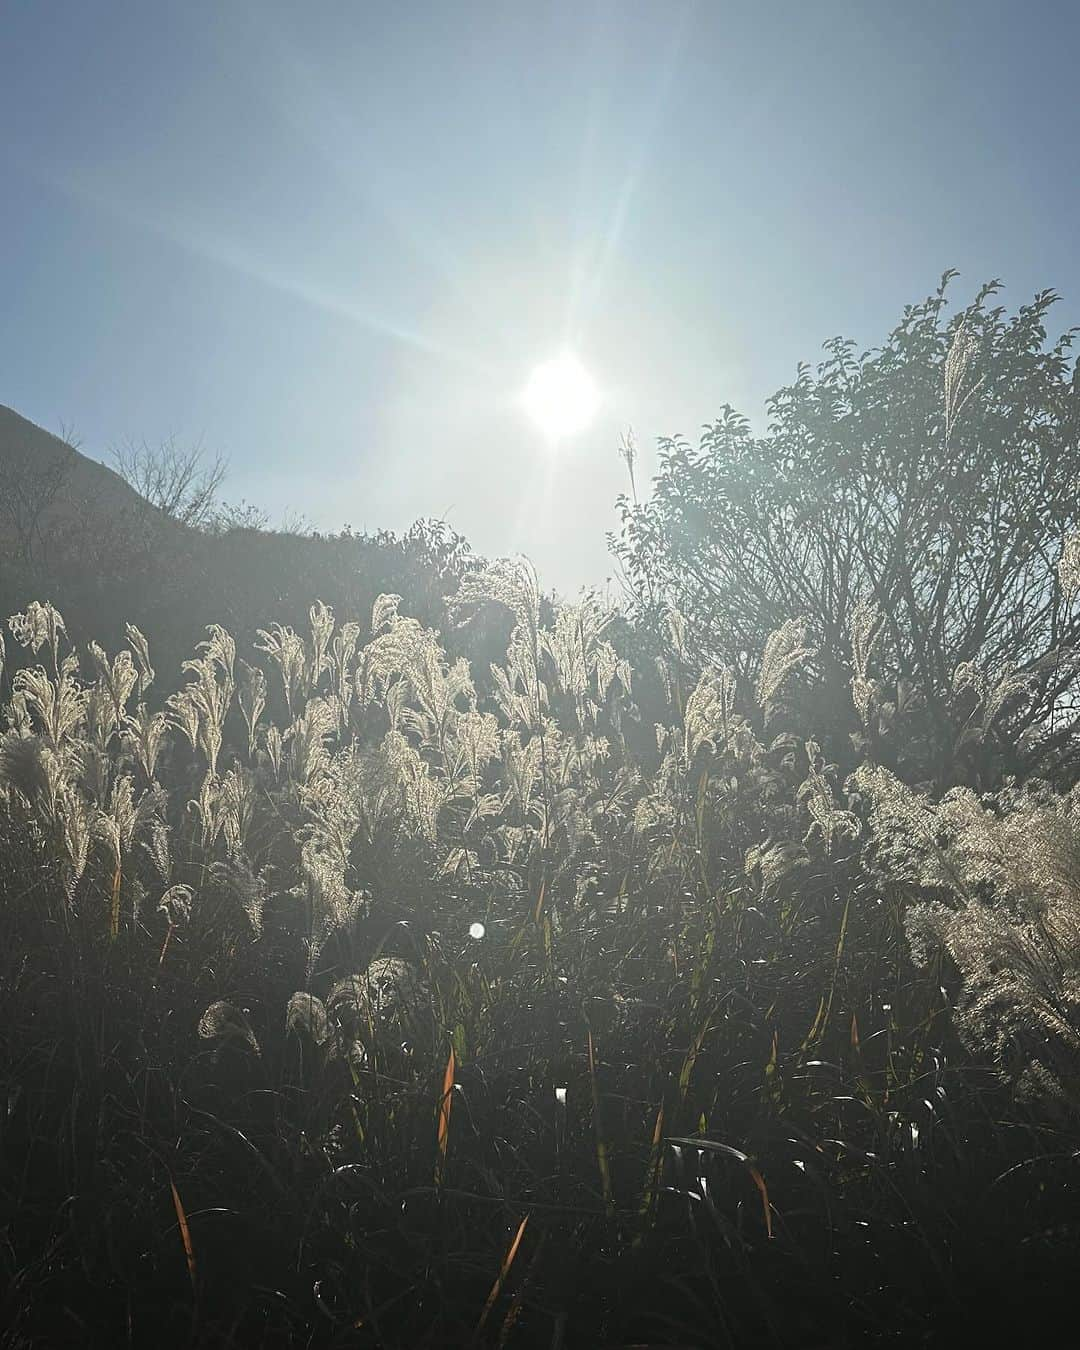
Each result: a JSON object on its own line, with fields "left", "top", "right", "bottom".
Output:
{"left": 3, "top": 282, "right": 1080, "bottom": 1347}
{"left": 614, "top": 274, "right": 1080, "bottom": 788}
{"left": 111, "top": 438, "right": 231, "bottom": 533}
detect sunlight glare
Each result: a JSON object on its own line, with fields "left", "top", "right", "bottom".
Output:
{"left": 522, "top": 353, "right": 599, "bottom": 441}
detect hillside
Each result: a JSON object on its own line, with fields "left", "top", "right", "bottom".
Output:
{"left": 0, "top": 406, "right": 479, "bottom": 685}
{"left": 0, "top": 403, "right": 184, "bottom": 554}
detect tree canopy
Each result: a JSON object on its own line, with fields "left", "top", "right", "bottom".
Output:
{"left": 614, "top": 274, "right": 1080, "bottom": 787}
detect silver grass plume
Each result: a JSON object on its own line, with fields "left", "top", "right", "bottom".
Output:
{"left": 383, "top": 677, "right": 407, "bottom": 732}
{"left": 125, "top": 623, "right": 155, "bottom": 698}
{"left": 292, "top": 961, "right": 426, "bottom": 1060}
{"left": 1059, "top": 531, "right": 1080, "bottom": 609}
{"left": 198, "top": 1001, "right": 261, "bottom": 1056}
{"left": 745, "top": 840, "right": 811, "bottom": 891}
{"left": 285, "top": 991, "right": 331, "bottom": 1046}
{"left": 399, "top": 641, "right": 473, "bottom": 748}
{"left": 144, "top": 818, "right": 171, "bottom": 881}
{"left": 500, "top": 729, "right": 543, "bottom": 824}
{"left": 860, "top": 770, "right": 1080, "bottom": 1103}
{"left": 666, "top": 608, "right": 688, "bottom": 664}
{"left": 355, "top": 957, "right": 422, "bottom": 1019}
{"left": 77, "top": 737, "right": 110, "bottom": 808}
{"left": 383, "top": 728, "right": 445, "bottom": 844}
{"left": 544, "top": 598, "right": 627, "bottom": 730}
{"left": 9, "top": 601, "right": 66, "bottom": 659}
{"left": 237, "top": 660, "right": 267, "bottom": 760}
{"left": 294, "top": 833, "right": 364, "bottom": 981}
{"left": 308, "top": 600, "right": 335, "bottom": 694}
{"left": 446, "top": 708, "right": 501, "bottom": 794}
{"left": 683, "top": 666, "right": 737, "bottom": 760}
{"left": 356, "top": 603, "right": 443, "bottom": 714}
{"left": 217, "top": 766, "right": 258, "bottom": 855}
{"left": 254, "top": 623, "right": 307, "bottom": 716}
{"left": 848, "top": 762, "right": 961, "bottom": 893}
{"left": 88, "top": 643, "right": 138, "bottom": 731}
{"left": 13, "top": 655, "right": 87, "bottom": 749}
{"left": 330, "top": 620, "right": 361, "bottom": 727}
{"left": 264, "top": 724, "right": 284, "bottom": 780}
{"left": 190, "top": 773, "right": 228, "bottom": 852}
{"left": 82, "top": 688, "right": 114, "bottom": 765}
{"left": 288, "top": 697, "right": 337, "bottom": 785}
{"left": 0, "top": 735, "right": 62, "bottom": 819}
{"left": 157, "top": 883, "right": 194, "bottom": 928}
{"left": 301, "top": 742, "right": 381, "bottom": 854}
{"left": 952, "top": 660, "right": 1032, "bottom": 743}
{"left": 633, "top": 791, "right": 675, "bottom": 837}
{"left": 123, "top": 703, "right": 167, "bottom": 782}
{"left": 59, "top": 788, "right": 92, "bottom": 898}
{"left": 371, "top": 592, "right": 403, "bottom": 637}
{"left": 202, "top": 624, "right": 236, "bottom": 680}
{"left": 943, "top": 317, "right": 983, "bottom": 444}
{"left": 95, "top": 774, "right": 151, "bottom": 928}
{"left": 490, "top": 626, "right": 549, "bottom": 731}
{"left": 756, "top": 619, "right": 815, "bottom": 710}
{"left": 168, "top": 625, "right": 236, "bottom": 776}
{"left": 798, "top": 738, "right": 859, "bottom": 852}
{"left": 848, "top": 598, "right": 884, "bottom": 726}
{"left": 441, "top": 845, "right": 481, "bottom": 877}
{"left": 5, "top": 689, "right": 31, "bottom": 738}
{"left": 210, "top": 849, "right": 267, "bottom": 936}
{"left": 95, "top": 775, "right": 164, "bottom": 876}
{"left": 452, "top": 558, "right": 541, "bottom": 648}
{"left": 0, "top": 736, "right": 91, "bottom": 899}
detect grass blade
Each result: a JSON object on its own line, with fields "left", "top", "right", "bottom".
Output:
{"left": 678, "top": 1019, "right": 709, "bottom": 1103}
{"left": 587, "top": 1030, "right": 614, "bottom": 1215}
{"left": 666, "top": 1136, "right": 774, "bottom": 1239}
{"left": 109, "top": 862, "right": 122, "bottom": 941}
{"left": 474, "top": 1213, "right": 529, "bottom": 1339}
{"left": 169, "top": 1176, "right": 197, "bottom": 1291}
{"left": 803, "top": 893, "right": 851, "bottom": 1049}
{"left": 637, "top": 1103, "right": 666, "bottom": 1235}
{"left": 435, "top": 1043, "right": 455, "bottom": 1187}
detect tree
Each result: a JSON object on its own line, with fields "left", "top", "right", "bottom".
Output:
{"left": 0, "top": 426, "right": 77, "bottom": 564}
{"left": 111, "top": 438, "right": 228, "bottom": 530}
{"left": 613, "top": 275, "right": 1080, "bottom": 787}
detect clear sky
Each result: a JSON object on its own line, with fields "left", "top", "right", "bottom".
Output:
{"left": 3, "top": 1, "right": 1079, "bottom": 594}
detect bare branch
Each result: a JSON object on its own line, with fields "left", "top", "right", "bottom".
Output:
{"left": 111, "top": 438, "right": 228, "bottom": 530}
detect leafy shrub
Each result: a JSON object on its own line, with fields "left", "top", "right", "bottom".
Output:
{"left": 614, "top": 276, "right": 1080, "bottom": 789}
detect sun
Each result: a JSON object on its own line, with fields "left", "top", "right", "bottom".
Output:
{"left": 522, "top": 353, "right": 599, "bottom": 441}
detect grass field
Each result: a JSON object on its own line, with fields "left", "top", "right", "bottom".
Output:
{"left": 1, "top": 575, "right": 1078, "bottom": 1347}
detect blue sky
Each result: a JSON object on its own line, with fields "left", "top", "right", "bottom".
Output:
{"left": 3, "top": 1, "right": 1079, "bottom": 593}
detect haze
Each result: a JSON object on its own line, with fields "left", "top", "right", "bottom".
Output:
{"left": 3, "top": 1, "right": 1080, "bottom": 593}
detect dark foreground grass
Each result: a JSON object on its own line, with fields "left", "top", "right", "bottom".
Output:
{"left": 1, "top": 870, "right": 1077, "bottom": 1349}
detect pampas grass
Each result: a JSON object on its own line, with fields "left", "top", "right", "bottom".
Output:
{"left": 1, "top": 567, "right": 1079, "bottom": 1346}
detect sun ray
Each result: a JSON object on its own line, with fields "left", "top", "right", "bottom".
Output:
{"left": 563, "top": 1, "right": 695, "bottom": 338}
{"left": 39, "top": 161, "right": 489, "bottom": 373}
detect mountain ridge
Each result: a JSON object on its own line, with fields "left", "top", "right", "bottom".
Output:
{"left": 0, "top": 403, "right": 184, "bottom": 556}
{"left": 0, "top": 403, "right": 477, "bottom": 687}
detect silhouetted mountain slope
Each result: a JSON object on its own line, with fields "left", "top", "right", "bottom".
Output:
{"left": 0, "top": 403, "right": 183, "bottom": 551}
{"left": 0, "top": 407, "right": 481, "bottom": 686}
